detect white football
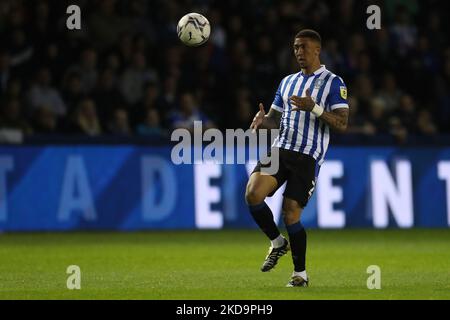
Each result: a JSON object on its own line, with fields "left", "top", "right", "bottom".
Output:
{"left": 177, "top": 13, "right": 211, "bottom": 47}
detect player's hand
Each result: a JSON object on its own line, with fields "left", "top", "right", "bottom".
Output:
{"left": 290, "top": 89, "right": 315, "bottom": 112}
{"left": 250, "top": 103, "right": 265, "bottom": 133}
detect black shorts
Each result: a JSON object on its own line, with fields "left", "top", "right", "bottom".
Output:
{"left": 252, "top": 148, "right": 318, "bottom": 208}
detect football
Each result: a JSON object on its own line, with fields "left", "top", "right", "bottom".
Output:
{"left": 177, "top": 13, "right": 211, "bottom": 47}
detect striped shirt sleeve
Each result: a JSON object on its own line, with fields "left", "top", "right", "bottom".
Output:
{"left": 326, "top": 76, "right": 349, "bottom": 110}
{"left": 270, "top": 79, "right": 284, "bottom": 112}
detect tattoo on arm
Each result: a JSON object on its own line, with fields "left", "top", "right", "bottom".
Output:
{"left": 263, "top": 108, "right": 282, "bottom": 129}
{"left": 319, "top": 108, "right": 349, "bottom": 133}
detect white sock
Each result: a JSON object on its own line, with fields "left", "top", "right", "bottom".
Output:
{"left": 293, "top": 271, "right": 308, "bottom": 281}
{"left": 270, "top": 234, "right": 285, "bottom": 248}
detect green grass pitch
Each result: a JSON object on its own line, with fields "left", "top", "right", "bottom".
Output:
{"left": 0, "top": 229, "right": 449, "bottom": 300}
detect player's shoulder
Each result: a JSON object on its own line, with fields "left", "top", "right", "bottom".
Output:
{"left": 322, "top": 68, "right": 346, "bottom": 86}
{"left": 280, "top": 71, "right": 302, "bottom": 85}
{"left": 327, "top": 70, "right": 345, "bottom": 87}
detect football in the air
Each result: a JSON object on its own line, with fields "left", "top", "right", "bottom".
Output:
{"left": 177, "top": 13, "right": 211, "bottom": 47}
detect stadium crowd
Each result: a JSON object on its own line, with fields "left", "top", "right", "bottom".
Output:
{"left": 0, "top": 0, "right": 449, "bottom": 143}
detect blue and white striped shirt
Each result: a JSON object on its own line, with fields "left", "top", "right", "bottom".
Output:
{"left": 271, "top": 65, "right": 348, "bottom": 165}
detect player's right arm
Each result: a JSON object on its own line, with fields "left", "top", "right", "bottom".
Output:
{"left": 250, "top": 105, "right": 282, "bottom": 132}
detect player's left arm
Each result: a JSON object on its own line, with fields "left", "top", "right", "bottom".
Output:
{"left": 315, "top": 108, "right": 348, "bottom": 133}
{"left": 290, "top": 77, "right": 349, "bottom": 133}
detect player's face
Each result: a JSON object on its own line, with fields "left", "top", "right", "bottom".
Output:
{"left": 293, "top": 37, "right": 320, "bottom": 68}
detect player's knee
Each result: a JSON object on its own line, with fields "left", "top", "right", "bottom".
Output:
{"left": 245, "top": 186, "right": 264, "bottom": 205}
{"left": 282, "top": 210, "right": 297, "bottom": 225}
{"left": 282, "top": 202, "right": 301, "bottom": 225}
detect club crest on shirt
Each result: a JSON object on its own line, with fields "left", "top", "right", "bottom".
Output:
{"left": 340, "top": 86, "right": 347, "bottom": 99}
{"left": 314, "top": 79, "right": 325, "bottom": 89}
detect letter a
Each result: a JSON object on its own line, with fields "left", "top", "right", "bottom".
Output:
{"left": 366, "top": 265, "right": 381, "bottom": 289}
{"left": 366, "top": 5, "right": 381, "bottom": 30}
{"left": 66, "top": 5, "right": 81, "bottom": 30}
{"left": 66, "top": 265, "right": 81, "bottom": 290}
{"left": 57, "top": 156, "right": 97, "bottom": 222}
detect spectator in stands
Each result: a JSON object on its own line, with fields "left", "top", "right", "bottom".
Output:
{"left": 62, "top": 71, "right": 84, "bottom": 113}
{"left": 388, "top": 116, "right": 408, "bottom": 144}
{"left": 32, "top": 105, "right": 58, "bottom": 134}
{"left": 346, "top": 96, "right": 375, "bottom": 136}
{"left": 105, "top": 52, "right": 122, "bottom": 75}
{"left": 136, "top": 108, "right": 167, "bottom": 138}
{"left": 376, "top": 73, "right": 402, "bottom": 113}
{"left": 139, "top": 81, "right": 162, "bottom": 114}
{"left": 343, "top": 33, "right": 367, "bottom": 77}
{"left": 88, "top": 0, "right": 129, "bottom": 51}
{"left": 434, "top": 55, "right": 450, "bottom": 131}
{"left": 169, "top": 92, "right": 215, "bottom": 132}
{"left": 27, "top": 67, "right": 67, "bottom": 116}
{"left": 352, "top": 74, "right": 374, "bottom": 112}
{"left": 234, "top": 99, "right": 253, "bottom": 130}
{"left": 0, "top": 0, "right": 448, "bottom": 141}
{"left": 8, "top": 28, "right": 33, "bottom": 77}
{"left": 158, "top": 75, "right": 178, "bottom": 117}
{"left": 67, "top": 47, "right": 99, "bottom": 95}
{"left": 4, "top": 77, "right": 22, "bottom": 101}
{"left": 395, "top": 94, "right": 417, "bottom": 133}
{"left": 107, "top": 108, "right": 132, "bottom": 136}
{"left": 232, "top": 87, "right": 253, "bottom": 130}
{"left": 417, "top": 109, "right": 438, "bottom": 136}
{"left": 92, "top": 67, "right": 123, "bottom": 123}
{"left": 0, "top": 51, "right": 11, "bottom": 95}
{"left": 368, "top": 97, "right": 389, "bottom": 134}
{"left": 120, "top": 51, "right": 158, "bottom": 106}
{"left": 320, "top": 38, "right": 343, "bottom": 72}
{"left": 0, "top": 97, "right": 32, "bottom": 135}
{"left": 390, "top": 5, "right": 418, "bottom": 57}
{"left": 40, "top": 43, "right": 65, "bottom": 84}
{"left": 70, "top": 98, "right": 102, "bottom": 136}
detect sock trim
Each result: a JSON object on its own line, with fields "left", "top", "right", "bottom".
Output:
{"left": 248, "top": 202, "right": 266, "bottom": 212}
{"left": 293, "top": 271, "right": 308, "bottom": 280}
{"left": 270, "top": 234, "right": 285, "bottom": 247}
{"left": 286, "top": 221, "right": 304, "bottom": 234}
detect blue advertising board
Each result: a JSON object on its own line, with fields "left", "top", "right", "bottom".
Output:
{"left": 0, "top": 145, "right": 449, "bottom": 231}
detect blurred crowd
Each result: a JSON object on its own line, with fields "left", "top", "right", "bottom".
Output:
{"left": 0, "top": 0, "right": 449, "bottom": 143}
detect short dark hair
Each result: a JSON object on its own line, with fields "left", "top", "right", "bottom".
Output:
{"left": 295, "top": 29, "right": 322, "bottom": 45}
